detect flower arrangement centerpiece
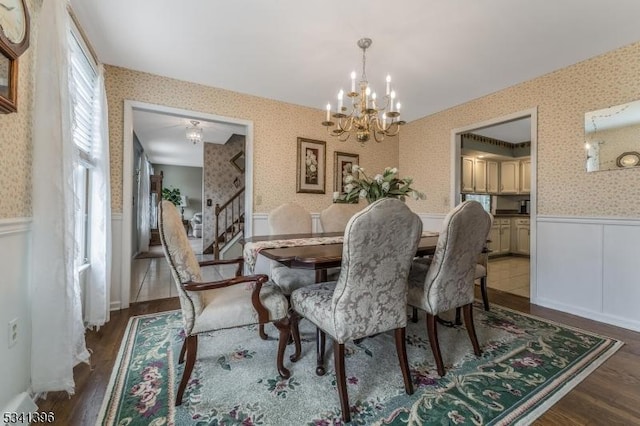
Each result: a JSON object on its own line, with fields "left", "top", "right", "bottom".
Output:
{"left": 339, "top": 166, "right": 426, "bottom": 204}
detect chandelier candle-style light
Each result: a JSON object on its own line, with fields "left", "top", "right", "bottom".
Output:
{"left": 186, "top": 120, "right": 203, "bottom": 144}
{"left": 322, "top": 38, "right": 404, "bottom": 145}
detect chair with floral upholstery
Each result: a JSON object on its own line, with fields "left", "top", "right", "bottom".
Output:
{"left": 159, "top": 200, "right": 291, "bottom": 405}
{"left": 408, "top": 200, "right": 492, "bottom": 376}
{"left": 319, "top": 202, "right": 360, "bottom": 233}
{"left": 289, "top": 198, "right": 423, "bottom": 423}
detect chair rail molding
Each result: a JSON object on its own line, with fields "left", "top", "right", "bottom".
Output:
{"left": 0, "top": 217, "right": 32, "bottom": 236}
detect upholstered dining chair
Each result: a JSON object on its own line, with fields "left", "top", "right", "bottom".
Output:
{"left": 159, "top": 200, "right": 291, "bottom": 405}
{"left": 260, "top": 202, "right": 317, "bottom": 338}
{"left": 408, "top": 200, "right": 492, "bottom": 377}
{"left": 289, "top": 198, "right": 423, "bottom": 423}
{"left": 319, "top": 202, "right": 360, "bottom": 233}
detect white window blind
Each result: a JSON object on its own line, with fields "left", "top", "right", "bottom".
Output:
{"left": 68, "top": 29, "right": 97, "bottom": 158}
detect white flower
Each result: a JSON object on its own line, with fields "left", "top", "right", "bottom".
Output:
{"left": 344, "top": 175, "right": 354, "bottom": 183}
{"left": 411, "top": 191, "right": 419, "bottom": 200}
{"left": 390, "top": 167, "right": 398, "bottom": 174}
{"left": 384, "top": 166, "right": 391, "bottom": 173}
{"left": 309, "top": 164, "right": 316, "bottom": 172}
{"left": 382, "top": 181, "right": 390, "bottom": 192}
{"left": 352, "top": 165, "right": 360, "bottom": 173}
{"left": 306, "top": 158, "right": 311, "bottom": 165}
{"left": 344, "top": 183, "right": 354, "bottom": 193}
{"left": 359, "top": 189, "right": 367, "bottom": 198}
{"left": 374, "top": 174, "right": 383, "bottom": 184}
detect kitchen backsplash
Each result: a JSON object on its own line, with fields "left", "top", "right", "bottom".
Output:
{"left": 495, "top": 194, "right": 530, "bottom": 212}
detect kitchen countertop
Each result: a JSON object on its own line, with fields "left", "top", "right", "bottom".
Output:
{"left": 494, "top": 210, "right": 530, "bottom": 218}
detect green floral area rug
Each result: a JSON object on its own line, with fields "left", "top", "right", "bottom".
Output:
{"left": 97, "top": 304, "right": 622, "bottom": 425}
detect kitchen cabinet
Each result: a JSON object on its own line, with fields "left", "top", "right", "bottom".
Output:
{"left": 486, "top": 160, "right": 499, "bottom": 194}
{"left": 520, "top": 158, "right": 531, "bottom": 194}
{"left": 489, "top": 218, "right": 511, "bottom": 255}
{"left": 515, "top": 218, "right": 530, "bottom": 255}
{"left": 474, "top": 158, "right": 487, "bottom": 193}
{"left": 461, "top": 156, "right": 474, "bottom": 193}
{"left": 500, "top": 161, "right": 519, "bottom": 194}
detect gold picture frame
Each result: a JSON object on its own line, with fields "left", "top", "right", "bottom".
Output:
{"left": 333, "top": 151, "right": 359, "bottom": 202}
{"left": 296, "top": 137, "right": 326, "bottom": 194}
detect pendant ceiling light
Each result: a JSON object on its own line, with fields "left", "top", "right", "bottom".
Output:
{"left": 186, "top": 120, "right": 203, "bottom": 144}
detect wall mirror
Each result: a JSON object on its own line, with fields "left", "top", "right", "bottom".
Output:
{"left": 585, "top": 99, "right": 640, "bottom": 172}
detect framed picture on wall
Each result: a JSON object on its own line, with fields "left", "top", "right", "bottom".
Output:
{"left": 296, "top": 137, "right": 326, "bottom": 194}
{"left": 334, "top": 151, "right": 359, "bottom": 202}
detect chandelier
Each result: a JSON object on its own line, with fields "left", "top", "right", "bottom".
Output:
{"left": 186, "top": 120, "right": 203, "bottom": 144}
{"left": 322, "top": 38, "right": 404, "bottom": 145}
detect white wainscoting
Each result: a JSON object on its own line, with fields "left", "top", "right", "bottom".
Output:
{"left": 416, "top": 213, "right": 446, "bottom": 232}
{"left": 536, "top": 216, "right": 640, "bottom": 332}
{"left": 0, "top": 218, "right": 33, "bottom": 414}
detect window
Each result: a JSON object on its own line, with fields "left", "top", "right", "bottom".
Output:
{"left": 68, "top": 22, "right": 98, "bottom": 266}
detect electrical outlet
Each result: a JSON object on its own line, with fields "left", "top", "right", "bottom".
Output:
{"left": 8, "top": 318, "right": 18, "bottom": 348}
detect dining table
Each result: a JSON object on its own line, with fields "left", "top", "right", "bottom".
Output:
{"left": 243, "top": 230, "right": 440, "bottom": 374}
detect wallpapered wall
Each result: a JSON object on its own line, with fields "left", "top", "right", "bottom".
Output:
{"left": 104, "top": 66, "right": 399, "bottom": 214}
{"left": 402, "top": 41, "right": 640, "bottom": 218}
{"left": 0, "top": 0, "right": 40, "bottom": 219}
{"left": 203, "top": 136, "right": 244, "bottom": 248}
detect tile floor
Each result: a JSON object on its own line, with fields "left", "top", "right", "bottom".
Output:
{"left": 130, "top": 237, "right": 237, "bottom": 303}
{"left": 486, "top": 256, "right": 530, "bottom": 298}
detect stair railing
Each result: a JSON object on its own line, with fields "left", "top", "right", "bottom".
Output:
{"left": 213, "top": 187, "right": 245, "bottom": 259}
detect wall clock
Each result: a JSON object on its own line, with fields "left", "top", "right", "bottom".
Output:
{"left": 0, "top": 0, "right": 30, "bottom": 113}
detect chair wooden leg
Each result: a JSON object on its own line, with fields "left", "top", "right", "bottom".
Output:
{"left": 426, "top": 313, "right": 445, "bottom": 377}
{"left": 334, "top": 341, "right": 350, "bottom": 423}
{"left": 480, "top": 277, "right": 490, "bottom": 311}
{"left": 411, "top": 307, "right": 419, "bottom": 323}
{"left": 273, "top": 318, "right": 291, "bottom": 378}
{"left": 394, "top": 328, "right": 414, "bottom": 395}
{"left": 289, "top": 311, "right": 302, "bottom": 363}
{"left": 178, "top": 336, "right": 187, "bottom": 364}
{"left": 258, "top": 323, "right": 268, "bottom": 340}
{"left": 316, "top": 328, "right": 326, "bottom": 376}
{"left": 463, "top": 303, "right": 482, "bottom": 356}
{"left": 454, "top": 307, "right": 462, "bottom": 326}
{"left": 176, "top": 335, "right": 198, "bottom": 406}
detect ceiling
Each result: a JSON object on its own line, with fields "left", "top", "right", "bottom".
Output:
{"left": 70, "top": 0, "right": 640, "bottom": 124}
{"left": 133, "top": 109, "right": 246, "bottom": 167}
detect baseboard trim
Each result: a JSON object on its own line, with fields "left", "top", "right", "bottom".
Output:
{"left": 535, "top": 297, "right": 640, "bottom": 333}
{"left": 110, "top": 301, "right": 121, "bottom": 311}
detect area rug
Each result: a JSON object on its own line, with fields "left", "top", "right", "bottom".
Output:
{"left": 96, "top": 304, "right": 622, "bottom": 425}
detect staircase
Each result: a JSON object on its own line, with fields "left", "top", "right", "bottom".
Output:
{"left": 204, "top": 188, "right": 245, "bottom": 259}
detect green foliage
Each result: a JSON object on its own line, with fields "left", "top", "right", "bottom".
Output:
{"left": 162, "top": 187, "right": 181, "bottom": 206}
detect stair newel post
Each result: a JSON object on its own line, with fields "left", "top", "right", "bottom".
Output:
{"left": 214, "top": 203, "right": 221, "bottom": 259}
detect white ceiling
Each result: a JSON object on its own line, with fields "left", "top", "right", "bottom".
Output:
{"left": 133, "top": 109, "right": 246, "bottom": 167}
{"left": 471, "top": 118, "right": 531, "bottom": 144}
{"left": 70, "top": 0, "right": 640, "bottom": 125}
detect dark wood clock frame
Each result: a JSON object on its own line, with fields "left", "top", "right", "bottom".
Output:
{"left": 0, "top": 0, "right": 31, "bottom": 114}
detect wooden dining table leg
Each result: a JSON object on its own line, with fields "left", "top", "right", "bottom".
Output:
{"left": 316, "top": 327, "right": 326, "bottom": 376}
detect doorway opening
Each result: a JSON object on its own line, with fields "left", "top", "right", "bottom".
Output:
{"left": 121, "top": 101, "right": 254, "bottom": 308}
{"left": 451, "top": 108, "right": 537, "bottom": 301}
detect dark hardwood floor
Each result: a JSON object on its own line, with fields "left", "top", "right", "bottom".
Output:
{"left": 37, "top": 289, "right": 640, "bottom": 425}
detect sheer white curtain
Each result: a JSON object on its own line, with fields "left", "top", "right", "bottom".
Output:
{"left": 86, "top": 65, "right": 111, "bottom": 327}
{"left": 138, "top": 157, "right": 151, "bottom": 252}
{"left": 31, "top": 0, "right": 89, "bottom": 393}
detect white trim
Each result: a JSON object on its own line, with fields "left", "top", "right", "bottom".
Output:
{"left": 537, "top": 215, "right": 640, "bottom": 226}
{"left": 0, "top": 218, "right": 32, "bottom": 236}
{"left": 121, "top": 100, "right": 254, "bottom": 309}
{"left": 450, "top": 107, "right": 538, "bottom": 302}
{"left": 110, "top": 301, "right": 121, "bottom": 311}
{"left": 535, "top": 297, "right": 640, "bottom": 333}
{"left": 111, "top": 212, "right": 123, "bottom": 220}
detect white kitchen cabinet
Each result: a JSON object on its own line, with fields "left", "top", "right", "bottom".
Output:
{"left": 474, "top": 158, "right": 487, "bottom": 193}
{"left": 486, "top": 160, "right": 499, "bottom": 194}
{"left": 489, "top": 218, "right": 511, "bottom": 255}
{"left": 515, "top": 218, "right": 530, "bottom": 255}
{"left": 520, "top": 158, "right": 531, "bottom": 194}
{"left": 461, "top": 156, "right": 474, "bottom": 193}
{"left": 500, "top": 161, "right": 519, "bottom": 194}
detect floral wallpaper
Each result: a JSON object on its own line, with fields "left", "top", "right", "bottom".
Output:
{"left": 402, "top": 41, "right": 640, "bottom": 218}
{"left": 202, "top": 136, "right": 244, "bottom": 249}
{"left": 0, "top": 0, "right": 41, "bottom": 219}
{"left": 104, "top": 66, "right": 399, "bottom": 215}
